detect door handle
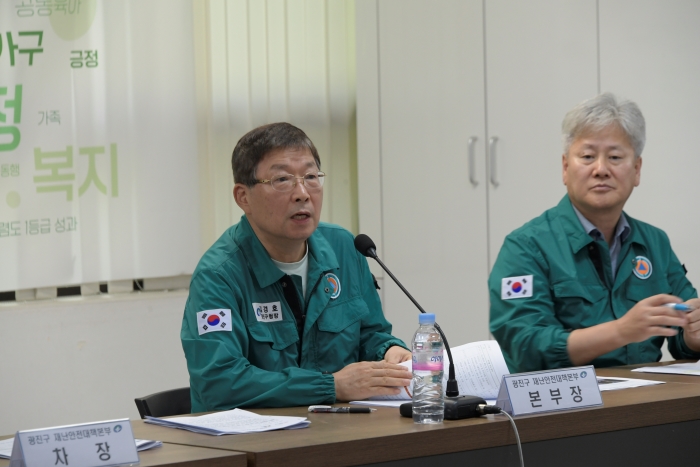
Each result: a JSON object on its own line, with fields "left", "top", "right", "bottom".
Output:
{"left": 468, "top": 136, "right": 478, "bottom": 186}
{"left": 489, "top": 136, "right": 499, "bottom": 187}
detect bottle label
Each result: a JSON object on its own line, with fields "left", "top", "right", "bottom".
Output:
{"left": 412, "top": 353, "right": 444, "bottom": 371}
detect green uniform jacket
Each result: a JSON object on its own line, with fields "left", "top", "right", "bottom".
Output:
{"left": 489, "top": 195, "right": 700, "bottom": 373}
{"left": 181, "top": 216, "right": 407, "bottom": 412}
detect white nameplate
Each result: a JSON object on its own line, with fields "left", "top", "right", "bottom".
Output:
{"left": 496, "top": 366, "right": 602, "bottom": 416}
{"left": 9, "top": 418, "right": 139, "bottom": 467}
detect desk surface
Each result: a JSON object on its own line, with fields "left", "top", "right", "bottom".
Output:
{"left": 5, "top": 364, "right": 700, "bottom": 467}
{"left": 131, "top": 373, "right": 700, "bottom": 467}
{"left": 130, "top": 443, "right": 246, "bottom": 467}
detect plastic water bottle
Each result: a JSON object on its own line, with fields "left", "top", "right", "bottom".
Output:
{"left": 411, "top": 313, "right": 444, "bottom": 424}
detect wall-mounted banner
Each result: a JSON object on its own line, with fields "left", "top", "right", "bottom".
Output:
{"left": 0, "top": 1, "right": 200, "bottom": 290}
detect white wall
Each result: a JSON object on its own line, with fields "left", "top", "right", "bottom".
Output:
{"left": 0, "top": 291, "right": 190, "bottom": 434}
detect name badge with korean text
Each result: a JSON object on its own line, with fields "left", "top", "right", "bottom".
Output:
{"left": 252, "top": 301, "right": 283, "bottom": 323}
{"left": 496, "top": 366, "right": 602, "bottom": 416}
{"left": 9, "top": 418, "right": 138, "bottom": 467}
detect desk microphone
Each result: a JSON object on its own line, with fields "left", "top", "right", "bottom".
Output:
{"left": 354, "top": 234, "right": 485, "bottom": 419}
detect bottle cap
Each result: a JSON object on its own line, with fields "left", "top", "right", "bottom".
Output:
{"left": 419, "top": 313, "right": 436, "bottom": 324}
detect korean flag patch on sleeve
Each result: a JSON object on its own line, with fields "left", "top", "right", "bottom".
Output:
{"left": 197, "top": 309, "right": 232, "bottom": 335}
{"left": 501, "top": 275, "right": 533, "bottom": 300}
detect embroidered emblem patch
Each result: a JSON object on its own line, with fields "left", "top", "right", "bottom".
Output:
{"left": 501, "top": 275, "right": 533, "bottom": 300}
{"left": 325, "top": 273, "right": 341, "bottom": 299}
{"left": 252, "top": 302, "right": 283, "bottom": 322}
{"left": 632, "top": 256, "right": 652, "bottom": 279}
{"left": 197, "top": 309, "right": 232, "bottom": 335}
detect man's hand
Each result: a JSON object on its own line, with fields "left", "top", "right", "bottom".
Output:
{"left": 568, "top": 294, "right": 689, "bottom": 366}
{"left": 616, "top": 294, "right": 689, "bottom": 343}
{"left": 333, "top": 361, "right": 412, "bottom": 402}
{"left": 682, "top": 298, "right": 700, "bottom": 352}
{"left": 383, "top": 345, "right": 412, "bottom": 363}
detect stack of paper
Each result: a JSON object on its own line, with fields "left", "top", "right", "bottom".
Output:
{"left": 135, "top": 439, "right": 163, "bottom": 451}
{"left": 595, "top": 376, "right": 663, "bottom": 391}
{"left": 145, "top": 408, "right": 310, "bottom": 435}
{"left": 632, "top": 361, "right": 700, "bottom": 376}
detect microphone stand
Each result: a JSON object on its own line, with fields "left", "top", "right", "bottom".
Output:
{"left": 357, "top": 237, "right": 487, "bottom": 419}
{"left": 369, "top": 253, "right": 458, "bottom": 397}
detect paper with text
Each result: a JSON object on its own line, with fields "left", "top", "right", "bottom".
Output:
{"left": 144, "top": 408, "right": 309, "bottom": 435}
{"left": 353, "top": 340, "right": 510, "bottom": 404}
{"left": 632, "top": 361, "right": 700, "bottom": 376}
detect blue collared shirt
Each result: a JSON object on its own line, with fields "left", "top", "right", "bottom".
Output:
{"left": 571, "top": 204, "right": 631, "bottom": 281}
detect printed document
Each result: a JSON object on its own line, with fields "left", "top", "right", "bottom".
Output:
{"left": 145, "top": 408, "right": 309, "bottom": 435}
{"left": 596, "top": 376, "right": 663, "bottom": 391}
{"left": 632, "top": 360, "right": 700, "bottom": 376}
{"left": 351, "top": 340, "right": 509, "bottom": 407}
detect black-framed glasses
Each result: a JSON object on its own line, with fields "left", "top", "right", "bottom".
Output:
{"left": 256, "top": 171, "right": 326, "bottom": 192}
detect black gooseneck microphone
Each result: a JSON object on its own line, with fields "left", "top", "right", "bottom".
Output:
{"left": 355, "top": 234, "right": 487, "bottom": 420}
{"left": 356, "top": 237, "right": 519, "bottom": 454}
{"left": 354, "top": 233, "right": 459, "bottom": 397}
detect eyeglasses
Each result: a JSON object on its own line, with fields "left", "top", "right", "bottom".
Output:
{"left": 256, "top": 171, "right": 326, "bottom": 192}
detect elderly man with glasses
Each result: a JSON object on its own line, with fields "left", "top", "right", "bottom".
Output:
{"left": 182, "top": 122, "right": 411, "bottom": 412}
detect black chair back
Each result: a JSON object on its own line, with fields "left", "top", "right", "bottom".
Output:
{"left": 134, "top": 387, "right": 191, "bottom": 419}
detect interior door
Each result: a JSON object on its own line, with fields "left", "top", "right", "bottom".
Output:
{"left": 484, "top": 0, "right": 599, "bottom": 269}
{"left": 377, "top": 0, "right": 489, "bottom": 346}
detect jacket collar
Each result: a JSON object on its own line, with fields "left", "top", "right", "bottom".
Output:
{"left": 233, "top": 216, "right": 339, "bottom": 289}
{"left": 555, "top": 194, "right": 647, "bottom": 254}
{"left": 555, "top": 195, "right": 595, "bottom": 255}
{"left": 307, "top": 226, "right": 340, "bottom": 274}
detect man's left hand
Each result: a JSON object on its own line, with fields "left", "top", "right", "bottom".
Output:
{"left": 682, "top": 298, "right": 700, "bottom": 352}
{"left": 383, "top": 346, "right": 411, "bottom": 363}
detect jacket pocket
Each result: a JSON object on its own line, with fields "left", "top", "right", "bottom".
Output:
{"left": 625, "top": 278, "right": 672, "bottom": 303}
{"left": 552, "top": 280, "right": 607, "bottom": 329}
{"left": 316, "top": 297, "right": 369, "bottom": 333}
{"left": 315, "top": 297, "right": 370, "bottom": 368}
{"left": 247, "top": 321, "right": 299, "bottom": 351}
{"left": 553, "top": 280, "right": 606, "bottom": 303}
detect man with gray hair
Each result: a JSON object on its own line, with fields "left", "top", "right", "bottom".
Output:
{"left": 489, "top": 93, "right": 700, "bottom": 372}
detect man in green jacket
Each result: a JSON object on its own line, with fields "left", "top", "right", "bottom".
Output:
{"left": 489, "top": 93, "right": 700, "bottom": 373}
{"left": 182, "top": 123, "right": 411, "bottom": 412}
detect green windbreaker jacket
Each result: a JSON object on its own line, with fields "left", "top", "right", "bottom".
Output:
{"left": 181, "top": 216, "right": 407, "bottom": 412}
{"left": 489, "top": 195, "right": 700, "bottom": 373}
